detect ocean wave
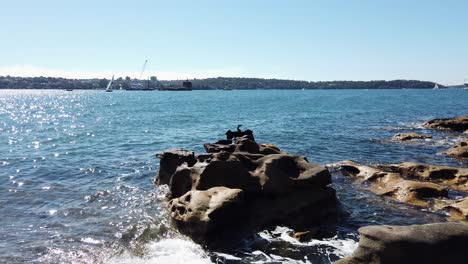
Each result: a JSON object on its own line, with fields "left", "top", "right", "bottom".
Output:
{"left": 107, "top": 238, "right": 212, "bottom": 264}
{"left": 257, "top": 226, "right": 358, "bottom": 258}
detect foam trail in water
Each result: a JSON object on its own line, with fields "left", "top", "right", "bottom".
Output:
{"left": 258, "top": 226, "right": 358, "bottom": 258}
{"left": 108, "top": 238, "right": 212, "bottom": 264}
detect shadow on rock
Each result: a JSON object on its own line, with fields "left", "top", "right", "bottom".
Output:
{"left": 154, "top": 127, "right": 343, "bottom": 247}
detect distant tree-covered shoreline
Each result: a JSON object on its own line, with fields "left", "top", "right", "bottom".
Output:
{"left": 0, "top": 76, "right": 439, "bottom": 90}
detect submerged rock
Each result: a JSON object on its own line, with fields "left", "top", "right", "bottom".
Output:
{"left": 443, "top": 140, "right": 468, "bottom": 161}
{"left": 392, "top": 132, "right": 432, "bottom": 141}
{"left": 336, "top": 222, "right": 468, "bottom": 264}
{"left": 156, "top": 128, "right": 340, "bottom": 239}
{"left": 423, "top": 115, "right": 468, "bottom": 133}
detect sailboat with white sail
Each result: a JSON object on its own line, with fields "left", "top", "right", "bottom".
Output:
{"left": 106, "top": 75, "right": 114, "bottom": 92}
{"left": 433, "top": 83, "right": 439, "bottom": 90}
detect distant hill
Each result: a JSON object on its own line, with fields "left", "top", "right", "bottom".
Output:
{"left": 163, "top": 77, "right": 438, "bottom": 90}
{"left": 0, "top": 76, "right": 439, "bottom": 90}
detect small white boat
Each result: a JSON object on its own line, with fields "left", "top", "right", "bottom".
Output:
{"left": 106, "top": 75, "right": 114, "bottom": 92}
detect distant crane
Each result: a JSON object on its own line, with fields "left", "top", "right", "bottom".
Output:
{"left": 139, "top": 59, "right": 148, "bottom": 80}
{"left": 138, "top": 59, "right": 151, "bottom": 90}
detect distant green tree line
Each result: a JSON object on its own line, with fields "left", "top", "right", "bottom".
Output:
{"left": 163, "top": 77, "right": 438, "bottom": 90}
{"left": 0, "top": 76, "right": 438, "bottom": 90}
{"left": 0, "top": 76, "right": 161, "bottom": 90}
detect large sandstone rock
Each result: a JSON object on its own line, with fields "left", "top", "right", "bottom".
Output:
{"left": 423, "top": 115, "right": 468, "bottom": 133}
{"left": 167, "top": 186, "right": 339, "bottom": 239}
{"left": 333, "top": 161, "right": 448, "bottom": 207}
{"left": 167, "top": 187, "right": 245, "bottom": 237}
{"left": 167, "top": 152, "right": 330, "bottom": 198}
{"left": 378, "top": 162, "right": 468, "bottom": 191}
{"left": 443, "top": 140, "right": 468, "bottom": 160}
{"left": 170, "top": 152, "right": 262, "bottom": 198}
{"left": 392, "top": 132, "right": 432, "bottom": 141}
{"left": 336, "top": 222, "right": 468, "bottom": 264}
{"left": 253, "top": 154, "right": 331, "bottom": 195}
{"left": 157, "top": 129, "right": 339, "bottom": 239}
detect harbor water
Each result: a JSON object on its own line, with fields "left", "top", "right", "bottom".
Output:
{"left": 0, "top": 89, "right": 467, "bottom": 263}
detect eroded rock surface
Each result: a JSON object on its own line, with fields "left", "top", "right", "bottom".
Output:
{"left": 336, "top": 222, "right": 468, "bottom": 264}
{"left": 443, "top": 140, "right": 468, "bottom": 160}
{"left": 168, "top": 187, "right": 245, "bottom": 236}
{"left": 392, "top": 132, "right": 432, "bottom": 141}
{"left": 333, "top": 161, "right": 448, "bottom": 207}
{"left": 156, "top": 129, "right": 339, "bottom": 239}
{"left": 445, "top": 197, "right": 468, "bottom": 221}
{"left": 378, "top": 162, "right": 468, "bottom": 191}
{"left": 331, "top": 160, "right": 467, "bottom": 219}
{"left": 423, "top": 115, "right": 468, "bottom": 133}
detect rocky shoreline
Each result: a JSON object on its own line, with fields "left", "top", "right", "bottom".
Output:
{"left": 155, "top": 134, "right": 341, "bottom": 244}
{"left": 153, "top": 115, "right": 467, "bottom": 263}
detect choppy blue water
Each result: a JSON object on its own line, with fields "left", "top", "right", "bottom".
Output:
{"left": 0, "top": 89, "right": 467, "bottom": 263}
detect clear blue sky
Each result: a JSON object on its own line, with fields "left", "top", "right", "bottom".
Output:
{"left": 1, "top": 0, "right": 467, "bottom": 84}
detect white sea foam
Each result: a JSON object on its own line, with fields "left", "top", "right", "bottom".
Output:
{"left": 81, "top": 237, "right": 102, "bottom": 245}
{"left": 213, "top": 252, "right": 242, "bottom": 260}
{"left": 258, "top": 226, "right": 358, "bottom": 258}
{"left": 107, "top": 238, "right": 212, "bottom": 264}
{"left": 248, "top": 250, "right": 311, "bottom": 264}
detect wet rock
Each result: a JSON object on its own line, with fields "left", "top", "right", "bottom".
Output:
{"left": 378, "top": 162, "right": 468, "bottom": 191}
{"left": 333, "top": 160, "right": 387, "bottom": 182}
{"left": 336, "top": 222, "right": 468, "bottom": 264}
{"left": 392, "top": 132, "right": 432, "bottom": 141}
{"left": 167, "top": 187, "right": 245, "bottom": 237}
{"left": 445, "top": 197, "right": 468, "bottom": 221}
{"left": 155, "top": 149, "right": 197, "bottom": 185}
{"left": 293, "top": 227, "right": 319, "bottom": 242}
{"left": 167, "top": 186, "right": 339, "bottom": 240}
{"left": 332, "top": 161, "right": 448, "bottom": 207}
{"left": 423, "top": 115, "right": 468, "bottom": 133}
{"left": 443, "top": 140, "right": 468, "bottom": 160}
{"left": 293, "top": 231, "right": 312, "bottom": 242}
{"left": 369, "top": 174, "right": 448, "bottom": 207}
